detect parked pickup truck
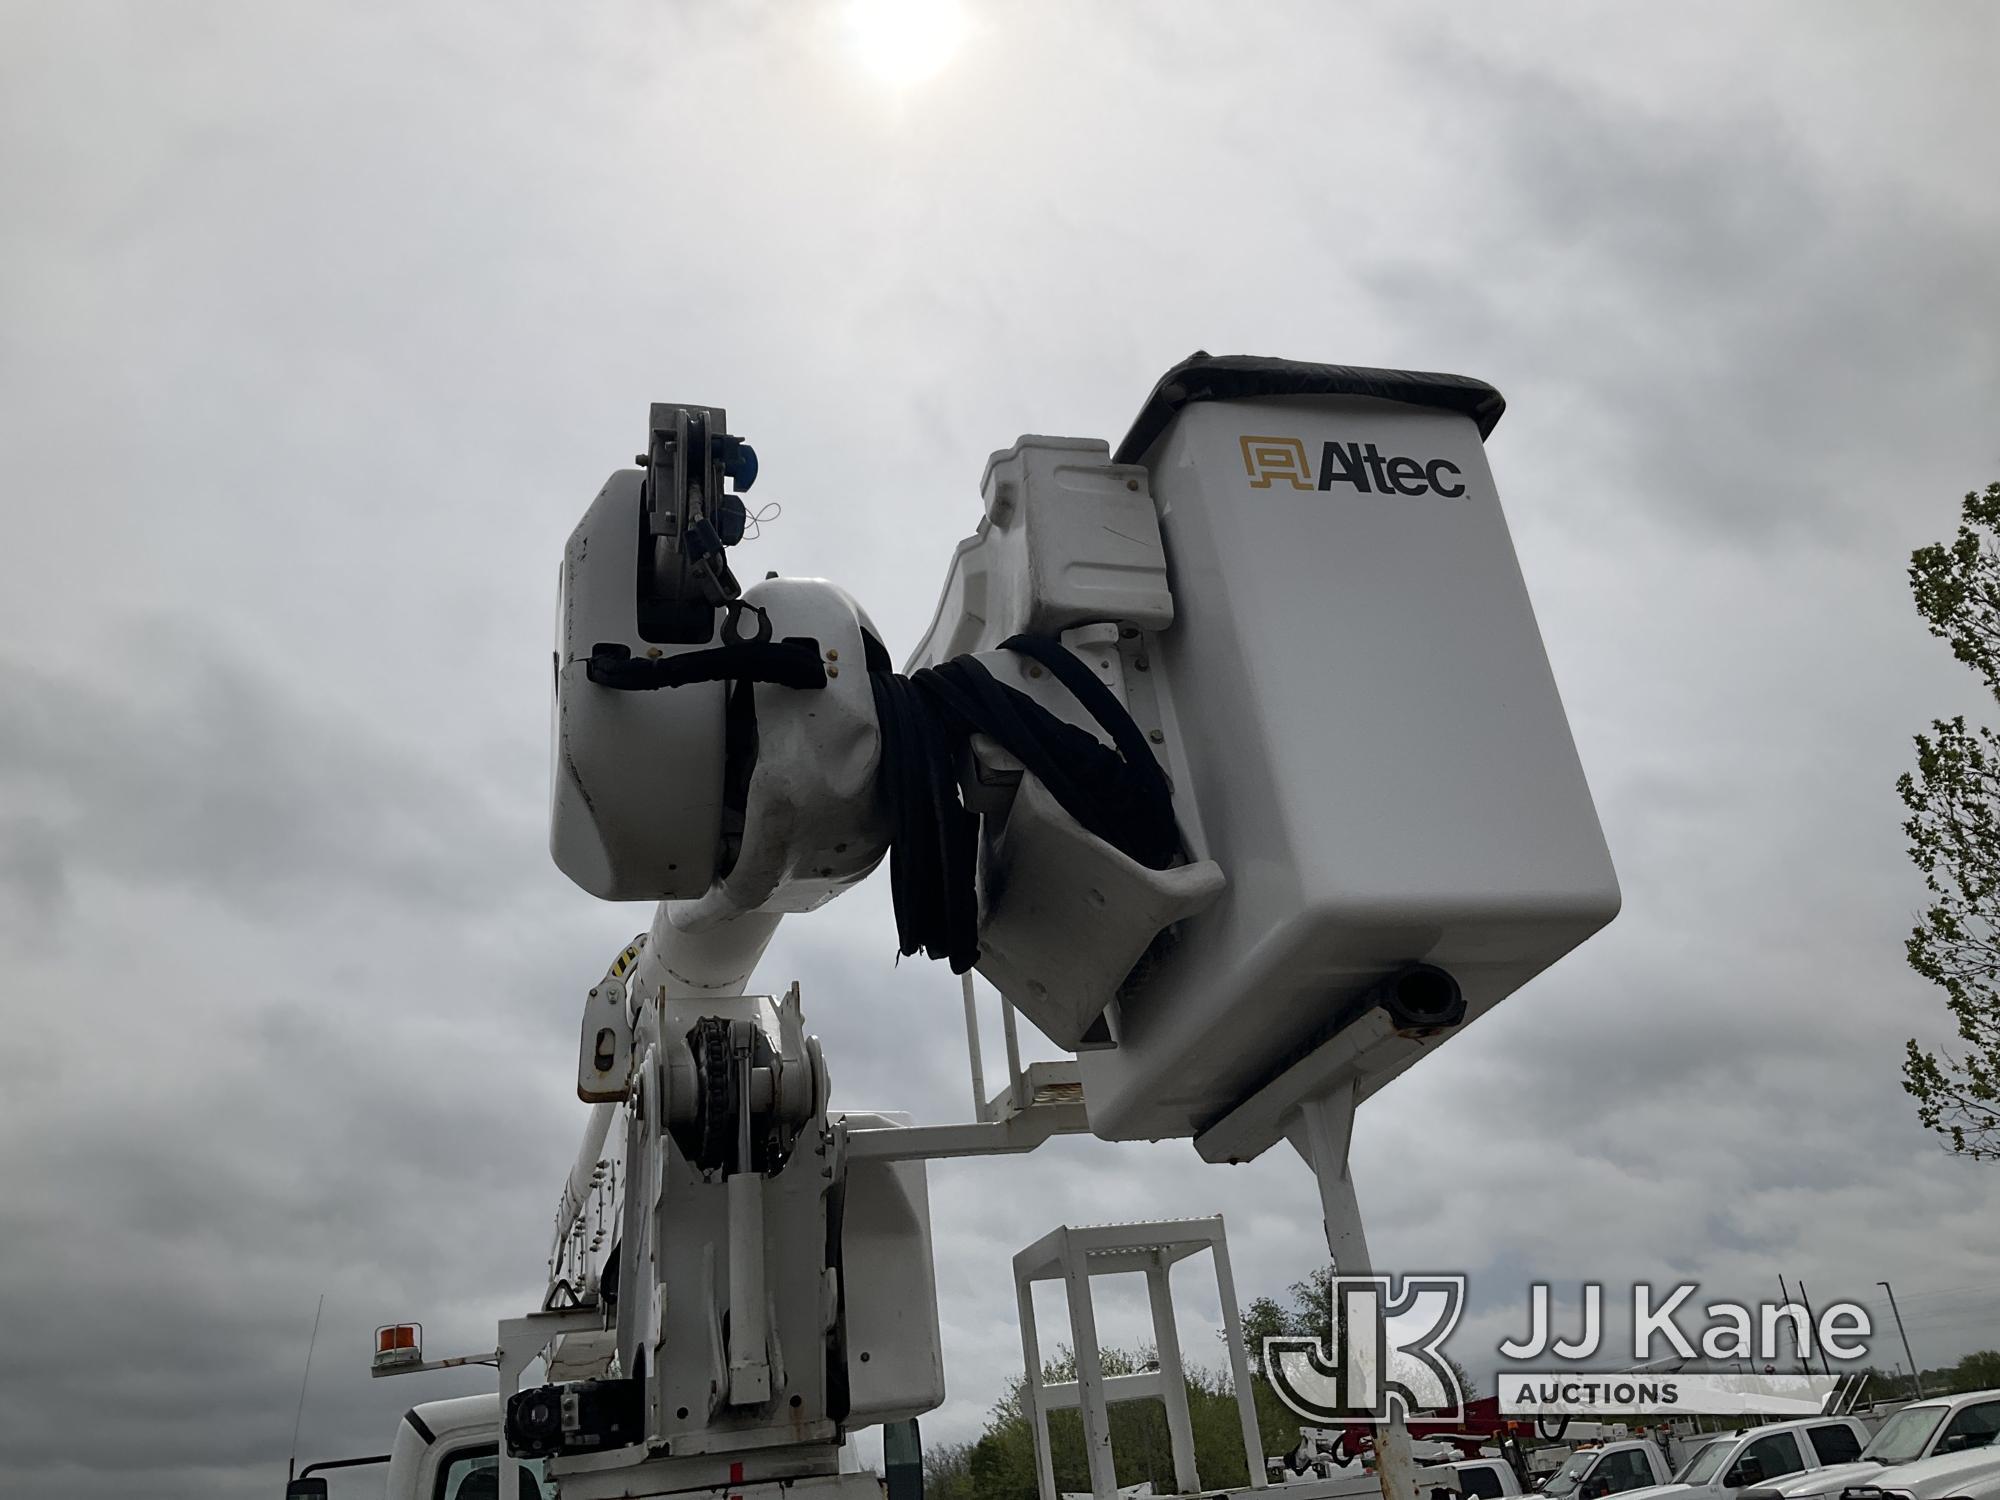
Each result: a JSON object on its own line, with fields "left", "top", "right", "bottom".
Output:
{"left": 1606, "top": 1417, "right": 1874, "bottom": 1500}
{"left": 1836, "top": 1445, "right": 2000, "bottom": 1500}
{"left": 1737, "top": 1391, "right": 2000, "bottom": 1500}
{"left": 1424, "top": 1458, "right": 1527, "bottom": 1499}
{"left": 1538, "top": 1439, "right": 1676, "bottom": 1498}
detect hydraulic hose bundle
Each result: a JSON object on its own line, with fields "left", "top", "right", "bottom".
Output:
{"left": 866, "top": 633, "right": 1182, "bottom": 974}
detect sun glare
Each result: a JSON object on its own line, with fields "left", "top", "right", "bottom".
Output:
{"left": 843, "top": 0, "right": 969, "bottom": 89}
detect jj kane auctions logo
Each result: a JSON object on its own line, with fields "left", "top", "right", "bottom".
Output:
{"left": 1265, "top": 1275, "right": 1468, "bottom": 1425}
{"left": 1240, "top": 434, "right": 1467, "bottom": 497}
{"left": 1266, "top": 1281, "right": 1875, "bottom": 1425}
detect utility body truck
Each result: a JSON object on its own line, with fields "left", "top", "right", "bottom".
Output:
{"left": 1277, "top": 1456, "right": 1523, "bottom": 1500}
{"left": 1276, "top": 1427, "right": 1524, "bottom": 1497}
{"left": 1443, "top": 1459, "right": 1529, "bottom": 1499}
{"left": 295, "top": 356, "right": 1620, "bottom": 1500}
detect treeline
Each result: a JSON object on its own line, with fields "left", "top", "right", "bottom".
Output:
{"left": 922, "top": 1344, "right": 1304, "bottom": 1500}
{"left": 926, "top": 1265, "right": 1405, "bottom": 1500}
{"left": 1853, "top": 1349, "right": 2000, "bottom": 1399}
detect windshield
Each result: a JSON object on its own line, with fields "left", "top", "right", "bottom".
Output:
{"left": 1674, "top": 1439, "right": 1736, "bottom": 1486}
{"left": 1863, "top": 1407, "right": 1948, "bottom": 1467}
{"left": 437, "top": 1450, "right": 553, "bottom": 1500}
{"left": 1544, "top": 1452, "right": 1599, "bottom": 1497}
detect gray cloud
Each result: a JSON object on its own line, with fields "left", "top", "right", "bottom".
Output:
{"left": 0, "top": 624, "right": 534, "bottom": 920}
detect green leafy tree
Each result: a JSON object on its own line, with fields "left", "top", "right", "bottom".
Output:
{"left": 1238, "top": 1264, "right": 1475, "bottom": 1407}
{"left": 964, "top": 1343, "right": 1300, "bottom": 1500}
{"left": 1237, "top": 1267, "right": 1335, "bottom": 1381}
{"left": 925, "top": 1439, "right": 979, "bottom": 1500}
{"left": 1951, "top": 1349, "right": 2000, "bottom": 1392}
{"left": 1446, "top": 1356, "right": 1480, "bottom": 1402}
{"left": 949, "top": 1261, "right": 1501, "bottom": 1500}
{"left": 1901, "top": 481, "right": 2000, "bottom": 1156}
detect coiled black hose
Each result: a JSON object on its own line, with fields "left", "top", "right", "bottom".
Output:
{"left": 866, "top": 632, "right": 1181, "bottom": 974}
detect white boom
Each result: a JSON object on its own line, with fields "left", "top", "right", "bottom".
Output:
{"left": 350, "top": 357, "right": 1619, "bottom": 1500}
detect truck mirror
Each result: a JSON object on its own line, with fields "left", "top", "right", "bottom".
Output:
{"left": 285, "top": 1482, "right": 330, "bottom": 1500}
{"left": 1729, "top": 1458, "right": 1765, "bottom": 1488}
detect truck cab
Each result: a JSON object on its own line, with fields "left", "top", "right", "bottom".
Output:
{"left": 346, "top": 1391, "right": 897, "bottom": 1500}
{"left": 1539, "top": 1440, "right": 1675, "bottom": 1500}
{"left": 382, "top": 1395, "right": 546, "bottom": 1500}
{"left": 1608, "top": 1416, "right": 1872, "bottom": 1500}
{"left": 1432, "top": 1457, "right": 1527, "bottom": 1499}
{"left": 1274, "top": 1453, "right": 1523, "bottom": 1499}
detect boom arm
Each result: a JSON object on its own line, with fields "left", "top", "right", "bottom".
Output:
{"left": 514, "top": 364, "right": 1621, "bottom": 1497}
{"left": 550, "top": 903, "right": 781, "bottom": 1305}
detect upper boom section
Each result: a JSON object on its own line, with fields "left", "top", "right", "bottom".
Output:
{"left": 547, "top": 358, "right": 1619, "bottom": 1152}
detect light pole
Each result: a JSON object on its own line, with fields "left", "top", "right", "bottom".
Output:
{"left": 1879, "top": 1282, "right": 1925, "bottom": 1399}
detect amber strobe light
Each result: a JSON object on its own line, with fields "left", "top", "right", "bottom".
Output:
{"left": 372, "top": 1323, "right": 422, "bottom": 1368}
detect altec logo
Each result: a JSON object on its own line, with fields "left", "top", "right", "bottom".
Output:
{"left": 1240, "top": 435, "right": 1467, "bottom": 497}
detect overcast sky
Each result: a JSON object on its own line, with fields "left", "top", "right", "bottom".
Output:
{"left": 3, "top": 2, "right": 1999, "bottom": 1496}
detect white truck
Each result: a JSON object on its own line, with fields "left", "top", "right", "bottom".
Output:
{"left": 1273, "top": 1436, "right": 1523, "bottom": 1500}
{"left": 290, "top": 359, "right": 1621, "bottom": 1500}
{"left": 1538, "top": 1439, "right": 1677, "bottom": 1499}
{"left": 293, "top": 1391, "right": 896, "bottom": 1499}
{"left": 1835, "top": 1444, "right": 2000, "bottom": 1500}
{"left": 385, "top": 1395, "right": 545, "bottom": 1500}
{"left": 1428, "top": 1458, "right": 1528, "bottom": 1500}
{"left": 1288, "top": 1458, "right": 1523, "bottom": 1500}
{"left": 284, "top": 1394, "right": 547, "bottom": 1500}
{"left": 1735, "top": 1392, "right": 2000, "bottom": 1500}
{"left": 1600, "top": 1417, "right": 1873, "bottom": 1500}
